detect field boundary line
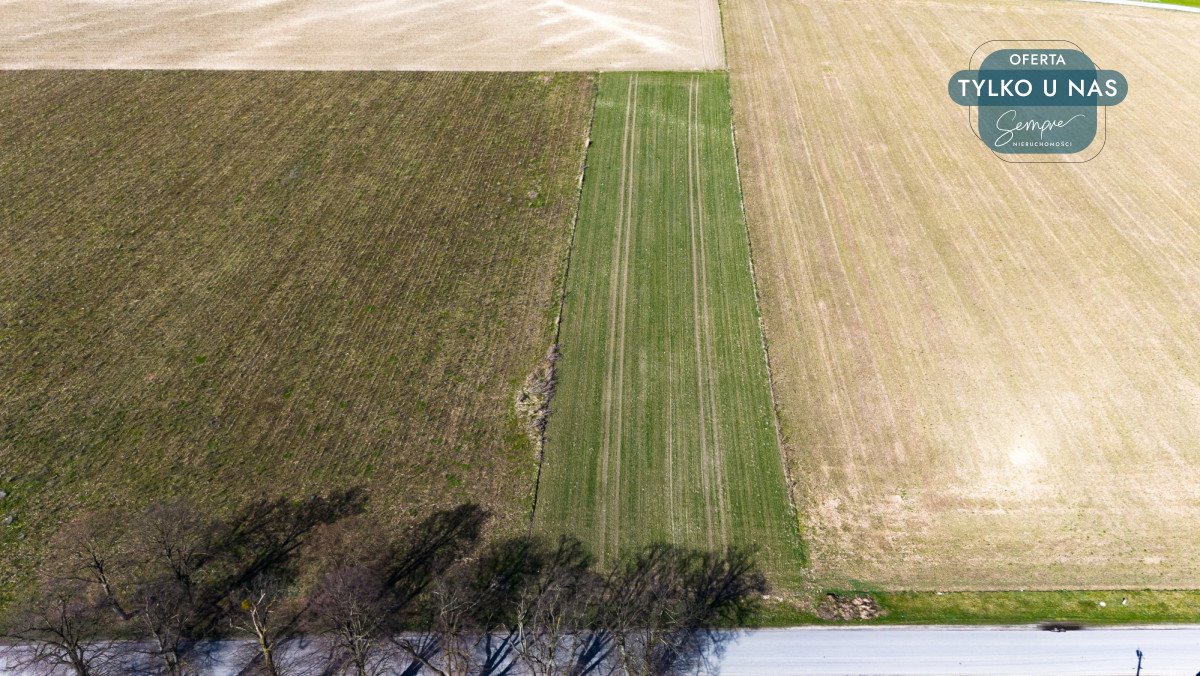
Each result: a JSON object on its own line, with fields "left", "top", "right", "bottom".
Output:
{"left": 722, "top": 63, "right": 807, "bottom": 556}
{"left": 609, "top": 75, "right": 639, "bottom": 562}
{"left": 716, "top": 0, "right": 732, "bottom": 73}
{"left": 528, "top": 74, "right": 600, "bottom": 534}
{"left": 697, "top": 0, "right": 726, "bottom": 69}
{"left": 686, "top": 76, "right": 716, "bottom": 548}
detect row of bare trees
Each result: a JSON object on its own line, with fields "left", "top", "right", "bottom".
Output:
{"left": 3, "top": 492, "right": 766, "bottom": 676}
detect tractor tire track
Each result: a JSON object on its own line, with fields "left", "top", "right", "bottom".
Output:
{"left": 597, "top": 74, "right": 638, "bottom": 564}
{"left": 692, "top": 76, "right": 732, "bottom": 547}
{"left": 686, "top": 78, "right": 716, "bottom": 549}
{"left": 687, "top": 76, "right": 730, "bottom": 548}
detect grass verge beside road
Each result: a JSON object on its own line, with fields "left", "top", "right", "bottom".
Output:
{"left": 754, "top": 591, "right": 1200, "bottom": 626}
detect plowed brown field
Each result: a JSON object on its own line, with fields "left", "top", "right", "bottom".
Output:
{"left": 723, "top": 0, "right": 1200, "bottom": 589}
{"left": 0, "top": 71, "right": 593, "bottom": 600}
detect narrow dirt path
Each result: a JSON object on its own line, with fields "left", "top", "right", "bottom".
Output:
{"left": 686, "top": 77, "right": 716, "bottom": 549}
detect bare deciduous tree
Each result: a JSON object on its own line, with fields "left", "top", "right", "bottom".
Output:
{"left": 121, "top": 502, "right": 210, "bottom": 676}
{"left": 2, "top": 578, "right": 122, "bottom": 676}
{"left": 227, "top": 574, "right": 307, "bottom": 676}
{"left": 307, "top": 565, "right": 392, "bottom": 676}
{"left": 392, "top": 573, "right": 478, "bottom": 676}
{"left": 602, "top": 544, "right": 765, "bottom": 676}
{"left": 45, "top": 511, "right": 134, "bottom": 623}
{"left": 503, "top": 536, "right": 604, "bottom": 676}
{"left": 309, "top": 504, "right": 489, "bottom": 676}
{"left": 134, "top": 575, "right": 202, "bottom": 676}
{"left": 13, "top": 496, "right": 763, "bottom": 676}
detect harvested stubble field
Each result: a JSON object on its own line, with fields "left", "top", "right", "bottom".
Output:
{"left": 0, "top": 71, "right": 593, "bottom": 600}
{"left": 537, "top": 73, "right": 804, "bottom": 581}
{"left": 0, "top": 0, "right": 724, "bottom": 71}
{"left": 723, "top": 0, "right": 1200, "bottom": 589}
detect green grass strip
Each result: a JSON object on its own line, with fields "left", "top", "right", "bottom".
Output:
{"left": 536, "top": 72, "right": 803, "bottom": 583}
{"left": 1146, "top": 0, "right": 1200, "bottom": 8}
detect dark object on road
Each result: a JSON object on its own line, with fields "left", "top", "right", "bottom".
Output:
{"left": 1038, "top": 622, "right": 1084, "bottom": 632}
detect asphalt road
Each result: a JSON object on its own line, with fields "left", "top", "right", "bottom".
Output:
{"left": 5, "top": 627, "right": 1200, "bottom": 674}
{"left": 719, "top": 627, "right": 1200, "bottom": 675}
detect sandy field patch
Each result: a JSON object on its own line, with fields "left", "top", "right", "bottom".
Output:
{"left": 0, "top": 0, "right": 723, "bottom": 71}
{"left": 723, "top": 0, "right": 1200, "bottom": 589}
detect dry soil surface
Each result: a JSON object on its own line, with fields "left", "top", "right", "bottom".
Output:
{"left": 0, "top": 0, "right": 724, "bottom": 71}
{"left": 723, "top": 0, "right": 1200, "bottom": 589}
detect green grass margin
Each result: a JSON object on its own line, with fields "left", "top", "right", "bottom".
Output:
{"left": 1147, "top": 0, "right": 1200, "bottom": 8}
{"left": 751, "top": 590, "right": 1200, "bottom": 627}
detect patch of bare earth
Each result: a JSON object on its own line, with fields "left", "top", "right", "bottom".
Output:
{"left": 816, "top": 593, "right": 884, "bottom": 622}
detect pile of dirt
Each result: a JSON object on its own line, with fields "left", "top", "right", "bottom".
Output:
{"left": 515, "top": 344, "right": 559, "bottom": 451}
{"left": 815, "top": 593, "right": 883, "bottom": 621}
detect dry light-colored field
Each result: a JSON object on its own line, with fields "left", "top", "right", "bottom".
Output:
{"left": 0, "top": 0, "right": 723, "bottom": 71}
{"left": 723, "top": 0, "right": 1200, "bottom": 589}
